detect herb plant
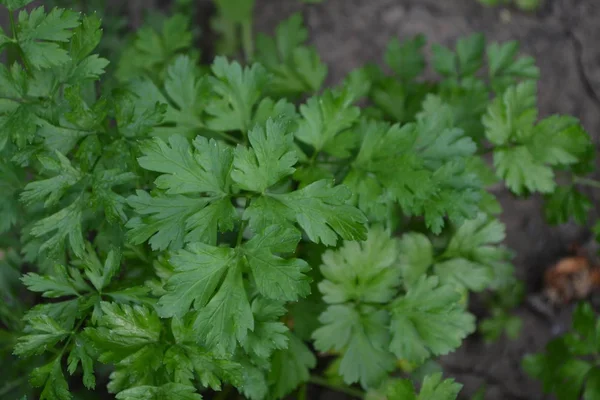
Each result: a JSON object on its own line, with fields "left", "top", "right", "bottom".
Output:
{"left": 0, "top": 0, "right": 595, "bottom": 399}
{"left": 523, "top": 303, "right": 600, "bottom": 400}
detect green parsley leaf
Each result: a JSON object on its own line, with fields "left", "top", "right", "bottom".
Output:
{"left": 434, "top": 258, "right": 492, "bottom": 293}
{"left": 0, "top": 101, "right": 40, "bottom": 150}
{"left": 246, "top": 179, "right": 368, "bottom": 246}
{"left": 432, "top": 34, "right": 485, "bottom": 79}
{"left": 348, "top": 97, "right": 481, "bottom": 233}
{"left": 436, "top": 213, "right": 511, "bottom": 291}
{"left": 165, "top": 318, "right": 245, "bottom": 391}
{"left": 369, "top": 373, "right": 462, "bottom": 400}
{"left": 82, "top": 247, "right": 121, "bottom": 292}
{"left": 384, "top": 34, "right": 426, "bottom": 82}
{"left": 584, "top": 368, "right": 600, "bottom": 400}
{"left": 251, "top": 97, "right": 298, "bottom": 128}
{"left": 14, "top": 314, "right": 69, "bottom": 357}
{"left": 66, "top": 336, "right": 96, "bottom": 389}
{"left": 90, "top": 302, "right": 161, "bottom": 353}
{"left": 90, "top": 169, "right": 136, "bottom": 224}
{"left": 157, "top": 240, "right": 256, "bottom": 355}
{"left": 544, "top": 185, "right": 592, "bottom": 225}
{"left": 479, "top": 308, "right": 522, "bottom": 343}
{"left": 30, "top": 357, "right": 72, "bottom": 400}
{"left": 17, "top": 7, "right": 80, "bottom": 69}
{"left": 126, "top": 191, "right": 207, "bottom": 251}
{"left": 418, "top": 373, "right": 463, "bottom": 400}
{"left": 313, "top": 304, "right": 395, "bottom": 388}
{"left": 0, "top": 160, "right": 22, "bottom": 232}
{"left": 29, "top": 197, "right": 86, "bottom": 258}
{"left": 523, "top": 340, "right": 592, "bottom": 400}
{"left": 116, "top": 14, "right": 194, "bottom": 82}
{"left": 238, "top": 362, "right": 269, "bottom": 400}
{"left": 157, "top": 242, "right": 236, "bottom": 318}
{"left": 397, "top": 232, "right": 433, "bottom": 288}
{"left": 318, "top": 225, "right": 401, "bottom": 303}
{"left": 116, "top": 383, "right": 202, "bottom": 400}
{"left": 84, "top": 303, "right": 165, "bottom": 394}
{"left": 255, "top": 13, "right": 327, "bottom": 96}
{"left": 268, "top": 332, "right": 317, "bottom": 399}
{"left": 70, "top": 14, "right": 103, "bottom": 62}
{"left": 128, "top": 134, "right": 237, "bottom": 249}
{"left": 487, "top": 40, "right": 539, "bottom": 92}
{"left": 20, "top": 151, "right": 82, "bottom": 207}
{"left": 206, "top": 56, "right": 268, "bottom": 132}
{"left": 231, "top": 118, "right": 297, "bottom": 192}
{"left": 389, "top": 276, "right": 475, "bottom": 364}
{"left": 243, "top": 225, "right": 311, "bottom": 302}
{"left": 128, "top": 55, "right": 207, "bottom": 139}
{"left": 485, "top": 82, "right": 592, "bottom": 194}
{"left": 114, "top": 92, "right": 166, "bottom": 139}
{"left": 1, "top": 0, "right": 35, "bottom": 11}
{"left": 139, "top": 134, "right": 233, "bottom": 195}
{"left": 241, "top": 298, "right": 289, "bottom": 365}
{"left": 193, "top": 260, "right": 253, "bottom": 355}
{"left": 295, "top": 88, "right": 360, "bottom": 154}
{"left": 22, "top": 263, "right": 89, "bottom": 298}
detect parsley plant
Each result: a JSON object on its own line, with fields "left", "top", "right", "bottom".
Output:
{"left": 0, "top": 1, "right": 595, "bottom": 399}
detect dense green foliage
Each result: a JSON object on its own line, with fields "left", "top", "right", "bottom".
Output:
{"left": 0, "top": 0, "right": 596, "bottom": 399}
{"left": 524, "top": 303, "right": 600, "bottom": 400}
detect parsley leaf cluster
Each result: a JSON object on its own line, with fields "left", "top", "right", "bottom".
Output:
{"left": 1, "top": 1, "right": 596, "bottom": 400}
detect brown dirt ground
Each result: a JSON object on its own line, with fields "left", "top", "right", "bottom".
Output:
{"left": 251, "top": 1, "right": 600, "bottom": 399}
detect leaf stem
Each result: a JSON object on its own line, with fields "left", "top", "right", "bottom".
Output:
{"left": 297, "top": 383, "right": 308, "bottom": 400}
{"left": 236, "top": 219, "right": 248, "bottom": 247}
{"left": 240, "top": 19, "right": 254, "bottom": 61}
{"left": 308, "top": 375, "right": 364, "bottom": 399}
{"left": 574, "top": 176, "right": 600, "bottom": 190}
{"left": 8, "top": 10, "right": 33, "bottom": 75}
{"left": 213, "top": 129, "right": 243, "bottom": 145}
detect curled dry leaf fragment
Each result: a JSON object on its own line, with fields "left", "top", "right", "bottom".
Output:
{"left": 544, "top": 256, "right": 600, "bottom": 304}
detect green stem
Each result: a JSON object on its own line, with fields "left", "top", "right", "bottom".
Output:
{"left": 8, "top": 11, "right": 33, "bottom": 74}
{"left": 308, "top": 376, "right": 364, "bottom": 399}
{"left": 240, "top": 19, "right": 254, "bottom": 61}
{"left": 308, "top": 149, "right": 321, "bottom": 167}
{"left": 236, "top": 219, "right": 248, "bottom": 247}
{"left": 215, "top": 130, "right": 243, "bottom": 145}
{"left": 8, "top": 10, "right": 16, "bottom": 38}
{"left": 574, "top": 176, "right": 600, "bottom": 190}
{"left": 297, "top": 383, "right": 307, "bottom": 400}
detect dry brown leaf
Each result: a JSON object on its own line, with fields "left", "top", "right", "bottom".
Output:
{"left": 544, "top": 256, "right": 600, "bottom": 304}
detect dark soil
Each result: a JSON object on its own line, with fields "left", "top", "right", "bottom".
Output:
{"left": 250, "top": 1, "right": 600, "bottom": 399}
